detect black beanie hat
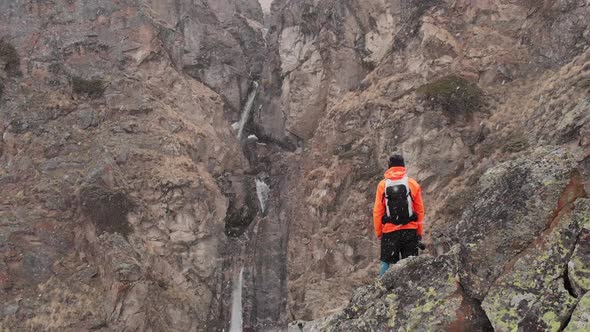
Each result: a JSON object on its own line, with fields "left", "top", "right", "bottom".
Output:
{"left": 388, "top": 154, "right": 405, "bottom": 168}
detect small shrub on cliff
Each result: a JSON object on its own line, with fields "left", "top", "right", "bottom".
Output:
{"left": 80, "top": 185, "right": 133, "bottom": 237}
{"left": 502, "top": 132, "right": 529, "bottom": 153}
{"left": 71, "top": 76, "right": 105, "bottom": 99}
{"left": 417, "top": 75, "right": 483, "bottom": 120}
{"left": 0, "top": 38, "right": 21, "bottom": 76}
{"left": 0, "top": 82, "right": 4, "bottom": 99}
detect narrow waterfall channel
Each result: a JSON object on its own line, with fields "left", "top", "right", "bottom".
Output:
{"left": 237, "top": 82, "right": 260, "bottom": 140}
{"left": 255, "top": 178, "right": 270, "bottom": 213}
{"left": 229, "top": 267, "right": 244, "bottom": 332}
{"left": 225, "top": 77, "right": 289, "bottom": 330}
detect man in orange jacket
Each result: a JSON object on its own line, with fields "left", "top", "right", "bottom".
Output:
{"left": 373, "top": 154, "right": 425, "bottom": 276}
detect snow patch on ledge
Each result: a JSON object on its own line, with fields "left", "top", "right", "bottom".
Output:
{"left": 258, "top": 0, "right": 272, "bottom": 13}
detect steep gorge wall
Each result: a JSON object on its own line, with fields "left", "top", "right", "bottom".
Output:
{"left": 0, "top": 0, "right": 269, "bottom": 330}
{"left": 1, "top": 0, "right": 589, "bottom": 331}
{"left": 255, "top": 0, "right": 590, "bottom": 323}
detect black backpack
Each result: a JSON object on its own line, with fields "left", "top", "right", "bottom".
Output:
{"left": 383, "top": 177, "right": 415, "bottom": 225}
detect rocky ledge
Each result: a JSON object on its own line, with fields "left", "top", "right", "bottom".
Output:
{"left": 291, "top": 148, "right": 589, "bottom": 331}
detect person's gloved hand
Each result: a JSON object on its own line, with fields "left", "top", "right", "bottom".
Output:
{"left": 417, "top": 234, "right": 426, "bottom": 250}
{"left": 410, "top": 214, "right": 418, "bottom": 222}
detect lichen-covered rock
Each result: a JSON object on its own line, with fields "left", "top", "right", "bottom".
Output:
{"left": 518, "top": 281, "right": 577, "bottom": 332}
{"left": 568, "top": 200, "right": 590, "bottom": 297}
{"left": 314, "top": 252, "right": 492, "bottom": 331}
{"left": 456, "top": 147, "right": 583, "bottom": 300}
{"left": 564, "top": 292, "right": 590, "bottom": 332}
{"left": 482, "top": 198, "right": 590, "bottom": 331}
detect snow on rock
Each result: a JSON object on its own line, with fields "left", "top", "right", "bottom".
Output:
{"left": 255, "top": 178, "right": 270, "bottom": 213}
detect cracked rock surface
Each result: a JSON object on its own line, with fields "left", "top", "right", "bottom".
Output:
{"left": 1, "top": 0, "right": 590, "bottom": 330}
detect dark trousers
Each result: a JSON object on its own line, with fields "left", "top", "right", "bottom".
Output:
{"left": 380, "top": 229, "right": 419, "bottom": 264}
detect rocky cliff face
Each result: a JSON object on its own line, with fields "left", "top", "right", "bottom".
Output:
{"left": 258, "top": 0, "right": 590, "bottom": 327}
{"left": 1, "top": 0, "right": 589, "bottom": 331}
{"left": 0, "top": 0, "right": 270, "bottom": 331}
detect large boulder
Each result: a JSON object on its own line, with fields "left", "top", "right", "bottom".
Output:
{"left": 456, "top": 147, "right": 584, "bottom": 300}
{"left": 298, "top": 251, "right": 491, "bottom": 331}
{"left": 482, "top": 199, "right": 590, "bottom": 331}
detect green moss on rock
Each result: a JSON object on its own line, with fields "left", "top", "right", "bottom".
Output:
{"left": 79, "top": 185, "right": 133, "bottom": 237}
{"left": 417, "top": 75, "right": 483, "bottom": 120}
{"left": 518, "top": 282, "right": 577, "bottom": 332}
{"left": 71, "top": 76, "right": 105, "bottom": 99}
{"left": 502, "top": 132, "right": 530, "bottom": 153}
{"left": 325, "top": 254, "right": 492, "bottom": 331}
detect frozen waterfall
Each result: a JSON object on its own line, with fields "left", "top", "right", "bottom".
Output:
{"left": 237, "top": 82, "right": 259, "bottom": 140}
{"left": 255, "top": 178, "right": 270, "bottom": 213}
{"left": 229, "top": 267, "right": 244, "bottom": 332}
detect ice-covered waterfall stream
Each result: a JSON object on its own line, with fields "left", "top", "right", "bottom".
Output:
{"left": 237, "top": 82, "right": 259, "bottom": 140}
{"left": 229, "top": 267, "right": 244, "bottom": 332}
{"left": 255, "top": 178, "right": 270, "bottom": 213}
{"left": 226, "top": 78, "right": 287, "bottom": 330}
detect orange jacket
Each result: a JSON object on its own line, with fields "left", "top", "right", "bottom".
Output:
{"left": 373, "top": 167, "right": 425, "bottom": 238}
